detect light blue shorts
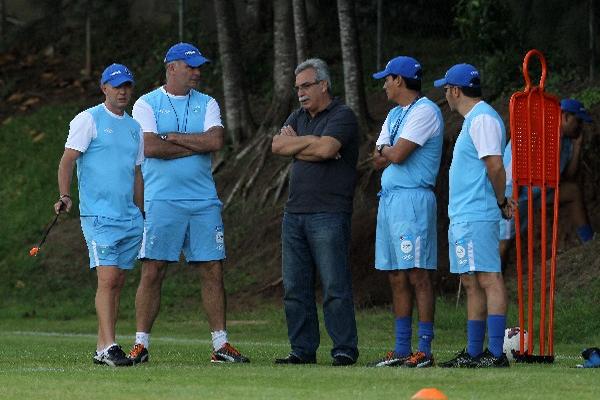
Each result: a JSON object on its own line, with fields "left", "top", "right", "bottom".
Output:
{"left": 139, "top": 199, "right": 226, "bottom": 263}
{"left": 375, "top": 189, "right": 437, "bottom": 270}
{"left": 80, "top": 215, "right": 144, "bottom": 270}
{"left": 448, "top": 221, "right": 500, "bottom": 274}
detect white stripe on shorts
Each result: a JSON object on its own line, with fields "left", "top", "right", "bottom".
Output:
{"left": 414, "top": 236, "right": 421, "bottom": 268}
{"left": 91, "top": 240, "right": 100, "bottom": 267}
{"left": 467, "top": 240, "right": 475, "bottom": 272}
{"left": 139, "top": 226, "right": 147, "bottom": 259}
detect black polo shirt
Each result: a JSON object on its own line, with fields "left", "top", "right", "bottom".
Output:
{"left": 283, "top": 97, "right": 359, "bottom": 214}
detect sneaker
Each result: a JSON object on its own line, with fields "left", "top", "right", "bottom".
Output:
{"left": 475, "top": 349, "right": 510, "bottom": 368}
{"left": 128, "top": 343, "right": 149, "bottom": 365}
{"left": 367, "top": 351, "right": 411, "bottom": 367}
{"left": 93, "top": 345, "right": 133, "bottom": 367}
{"left": 332, "top": 354, "right": 356, "bottom": 366}
{"left": 439, "top": 349, "right": 478, "bottom": 368}
{"left": 274, "top": 353, "right": 316, "bottom": 364}
{"left": 211, "top": 343, "right": 250, "bottom": 363}
{"left": 403, "top": 351, "right": 434, "bottom": 368}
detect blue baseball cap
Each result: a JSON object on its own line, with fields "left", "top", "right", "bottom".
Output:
{"left": 164, "top": 43, "right": 210, "bottom": 67}
{"left": 434, "top": 63, "right": 480, "bottom": 88}
{"left": 100, "top": 63, "right": 134, "bottom": 87}
{"left": 561, "top": 99, "right": 593, "bottom": 123}
{"left": 373, "top": 56, "right": 421, "bottom": 80}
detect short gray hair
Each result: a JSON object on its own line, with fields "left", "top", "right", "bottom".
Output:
{"left": 295, "top": 58, "right": 332, "bottom": 92}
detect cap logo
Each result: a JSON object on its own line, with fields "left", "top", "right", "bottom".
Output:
{"left": 110, "top": 70, "right": 122, "bottom": 76}
{"left": 185, "top": 50, "right": 196, "bottom": 55}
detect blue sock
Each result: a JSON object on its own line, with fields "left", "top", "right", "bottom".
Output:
{"left": 417, "top": 321, "right": 434, "bottom": 356}
{"left": 487, "top": 314, "right": 506, "bottom": 358}
{"left": 576, "top": 224, "right": 594, "bottom": 243}
{"left": 467, "top": 320, "right": 485, "bottom": 358}
{"left": 394, "top": 316, "right": 412, "bottom": 357}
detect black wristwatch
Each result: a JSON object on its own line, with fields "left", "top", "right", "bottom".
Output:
{"left": 376, "top": 144, "right": 388, "bottom": 155}
{"left": 159, "top": 134, "right": 169, "bottom": 141}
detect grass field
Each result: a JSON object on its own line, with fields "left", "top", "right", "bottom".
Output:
{"left": 1, "top": 302, "right": 598, "bottom": 400}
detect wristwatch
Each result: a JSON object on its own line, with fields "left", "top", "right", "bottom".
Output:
{"left": 376, "top": 144, "right": 388, "bottom": 155}
{"left": 159, "top": 134, "right": 168, "bottom": 141}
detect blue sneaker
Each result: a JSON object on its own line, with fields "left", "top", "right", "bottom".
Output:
{"left": 577, "top": 347, "right": 600, "bottom": 368}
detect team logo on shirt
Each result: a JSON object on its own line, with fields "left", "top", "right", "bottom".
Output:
{"left": 130, "top": 129, "right": 139, "bottom": 142}
{"left": 215, "top": 225, "right": 224, "bottom": 251}
{"left": 192, "top": 105, "right": 203, "bottom": 113}
{"left": 158, "top": 109, "right": 171, "bottom": 114}
{"left": 104, "top": 128, "right": 113, "bottom": 134}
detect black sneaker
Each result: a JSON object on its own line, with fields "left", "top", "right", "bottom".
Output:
{"left": 439, "top": 349, "right": 479, "bottom": 368}
{"left": 332, "top": 353, "right": 356, "bottom": 366}
{"left": 475, "top": 349, "right": 510, "bottom": 368}
{"left": 274, "top": 353, "right": 316, "bottom": 364}
{"left": 367, "top": 351, "right": 411, "bottom": 367}
{"left": 128, "top": 343, "right": 149, "bottom": 365}
{"left": 93, "top": 345, "right": 133, "bottom": 367}
{"left": 211, "top": 343, "right": 250, "bottom": 363}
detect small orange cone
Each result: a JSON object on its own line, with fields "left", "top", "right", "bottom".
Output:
{"left": 411, "top": 388, "right": 448, "bottom": 400}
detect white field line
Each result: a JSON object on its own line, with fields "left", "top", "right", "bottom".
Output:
{"left": 0, "top": 330, "right": 582, "bottom": 359}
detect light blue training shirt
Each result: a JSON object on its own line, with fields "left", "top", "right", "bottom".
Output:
{"left": 70, "top": 104, "right": 143, "bottom": 219}
{"left": 381, "top": 97, "right": 444, "bottom": 190}
{"left": 137, "top": 88, "right": 219, "bottom": 201}
{"left": 449, "top": 101, "right": 506, "bottom": 223}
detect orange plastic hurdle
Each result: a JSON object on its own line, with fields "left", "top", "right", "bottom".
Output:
{"left": 509, "top": 49, "right": 561, "bottom": 363}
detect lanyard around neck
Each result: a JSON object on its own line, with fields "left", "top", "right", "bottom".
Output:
{"left": 390, "top": 96, "right": 420, "bottom": 144}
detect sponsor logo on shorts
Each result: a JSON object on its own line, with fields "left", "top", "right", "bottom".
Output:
{"left": 158, "top": 109, "right": 171, "bottom": 114}
{"left": 215, "top": 226, "right": 224, "bottom": 250}
{"left": 104, "top": 128, "right": 113, "bottom": 134}
{"left": 455, "top": 242, "right": 467, "bottom": 265}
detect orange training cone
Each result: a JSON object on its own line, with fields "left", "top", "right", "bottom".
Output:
{"left": 411, "top": 388, "right": 448, "bottom": 400}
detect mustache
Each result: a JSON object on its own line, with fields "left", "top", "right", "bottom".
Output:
{"left": 299, "top": 95, "right": 310, "bottom": 102}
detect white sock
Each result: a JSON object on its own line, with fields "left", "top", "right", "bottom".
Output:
{"left": 135, "top": 332, "right": 150, "bottom": 348}
{"left": 211, "top": 330, "right": 228, "bottom": 350}
{"left": 98, "top": 343, "right": 118, "bottom": 354}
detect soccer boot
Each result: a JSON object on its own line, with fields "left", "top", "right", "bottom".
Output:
{"left": 211, "top": 343, "right": 250, "bottom": 363}
{"left": 475, "top": 349, "right": 510, "bottom": 368}
{"left": 274, "top": 353, "right": 316, "bottom": 364}
{"left": 367, "top": 351, "right": 411, "bottom": 367}
{"left": 403, "top": 351, "right": 434, "bottom": 368}
{"left": 93, "top": 345, "right": 133, "bottom": 367}
{"left": 128, "top": 343, "right": 149, "bottom": 365}
{"left": 438, "top": 348, "right": 478, "bottom": 368}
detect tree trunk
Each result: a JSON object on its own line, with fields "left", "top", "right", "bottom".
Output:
{"left": 337, "top": 0, "right": 370, "bottom": 134}
{"left": 0, "top": 0, "right": 5, "bottom": 39}
{"left": 214, "top": 0, "right": 255, "bottom": 146}
{"left": 245, "top": 0, "right": 264, "bottom": 31}
{"left": 376, "top": 0, "right": 382, "bottom": 70}
{"left": 261, "top": 0, "right": 295, "bottom": 131}
{"left": 292, "top": 0, "right": 309, "bottom": 63}
{"left": 590, "top": 0, "right": 595, "bottom": 81}
{"left": 178, "top": 0, "right": 184, "bottom": 42}
{"left": 84, "top": 3, "right": 91, "bottom": 79}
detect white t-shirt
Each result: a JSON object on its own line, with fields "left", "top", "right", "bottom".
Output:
{"left": 376, "top": 103, "right": 440, "bottom": 146}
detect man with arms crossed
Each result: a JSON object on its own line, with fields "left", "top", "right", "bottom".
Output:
{"left": 272, "top": 58, "right": 360, "bottom": 366}
{"left": 55, "top": 63, "right": 144, "bottom": 367}
{"left": 129, "top": 43, "right": 248, "bottom": 364}
{"left": 435, "top": 63, "right": 516, "bottom": 368}
{"left": 369, "top": 56, "right": 443, "bottom": 368}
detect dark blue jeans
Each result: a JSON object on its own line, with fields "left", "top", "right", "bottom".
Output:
{"left": 281, "top": 212, "right": 359, "bottom": 361}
